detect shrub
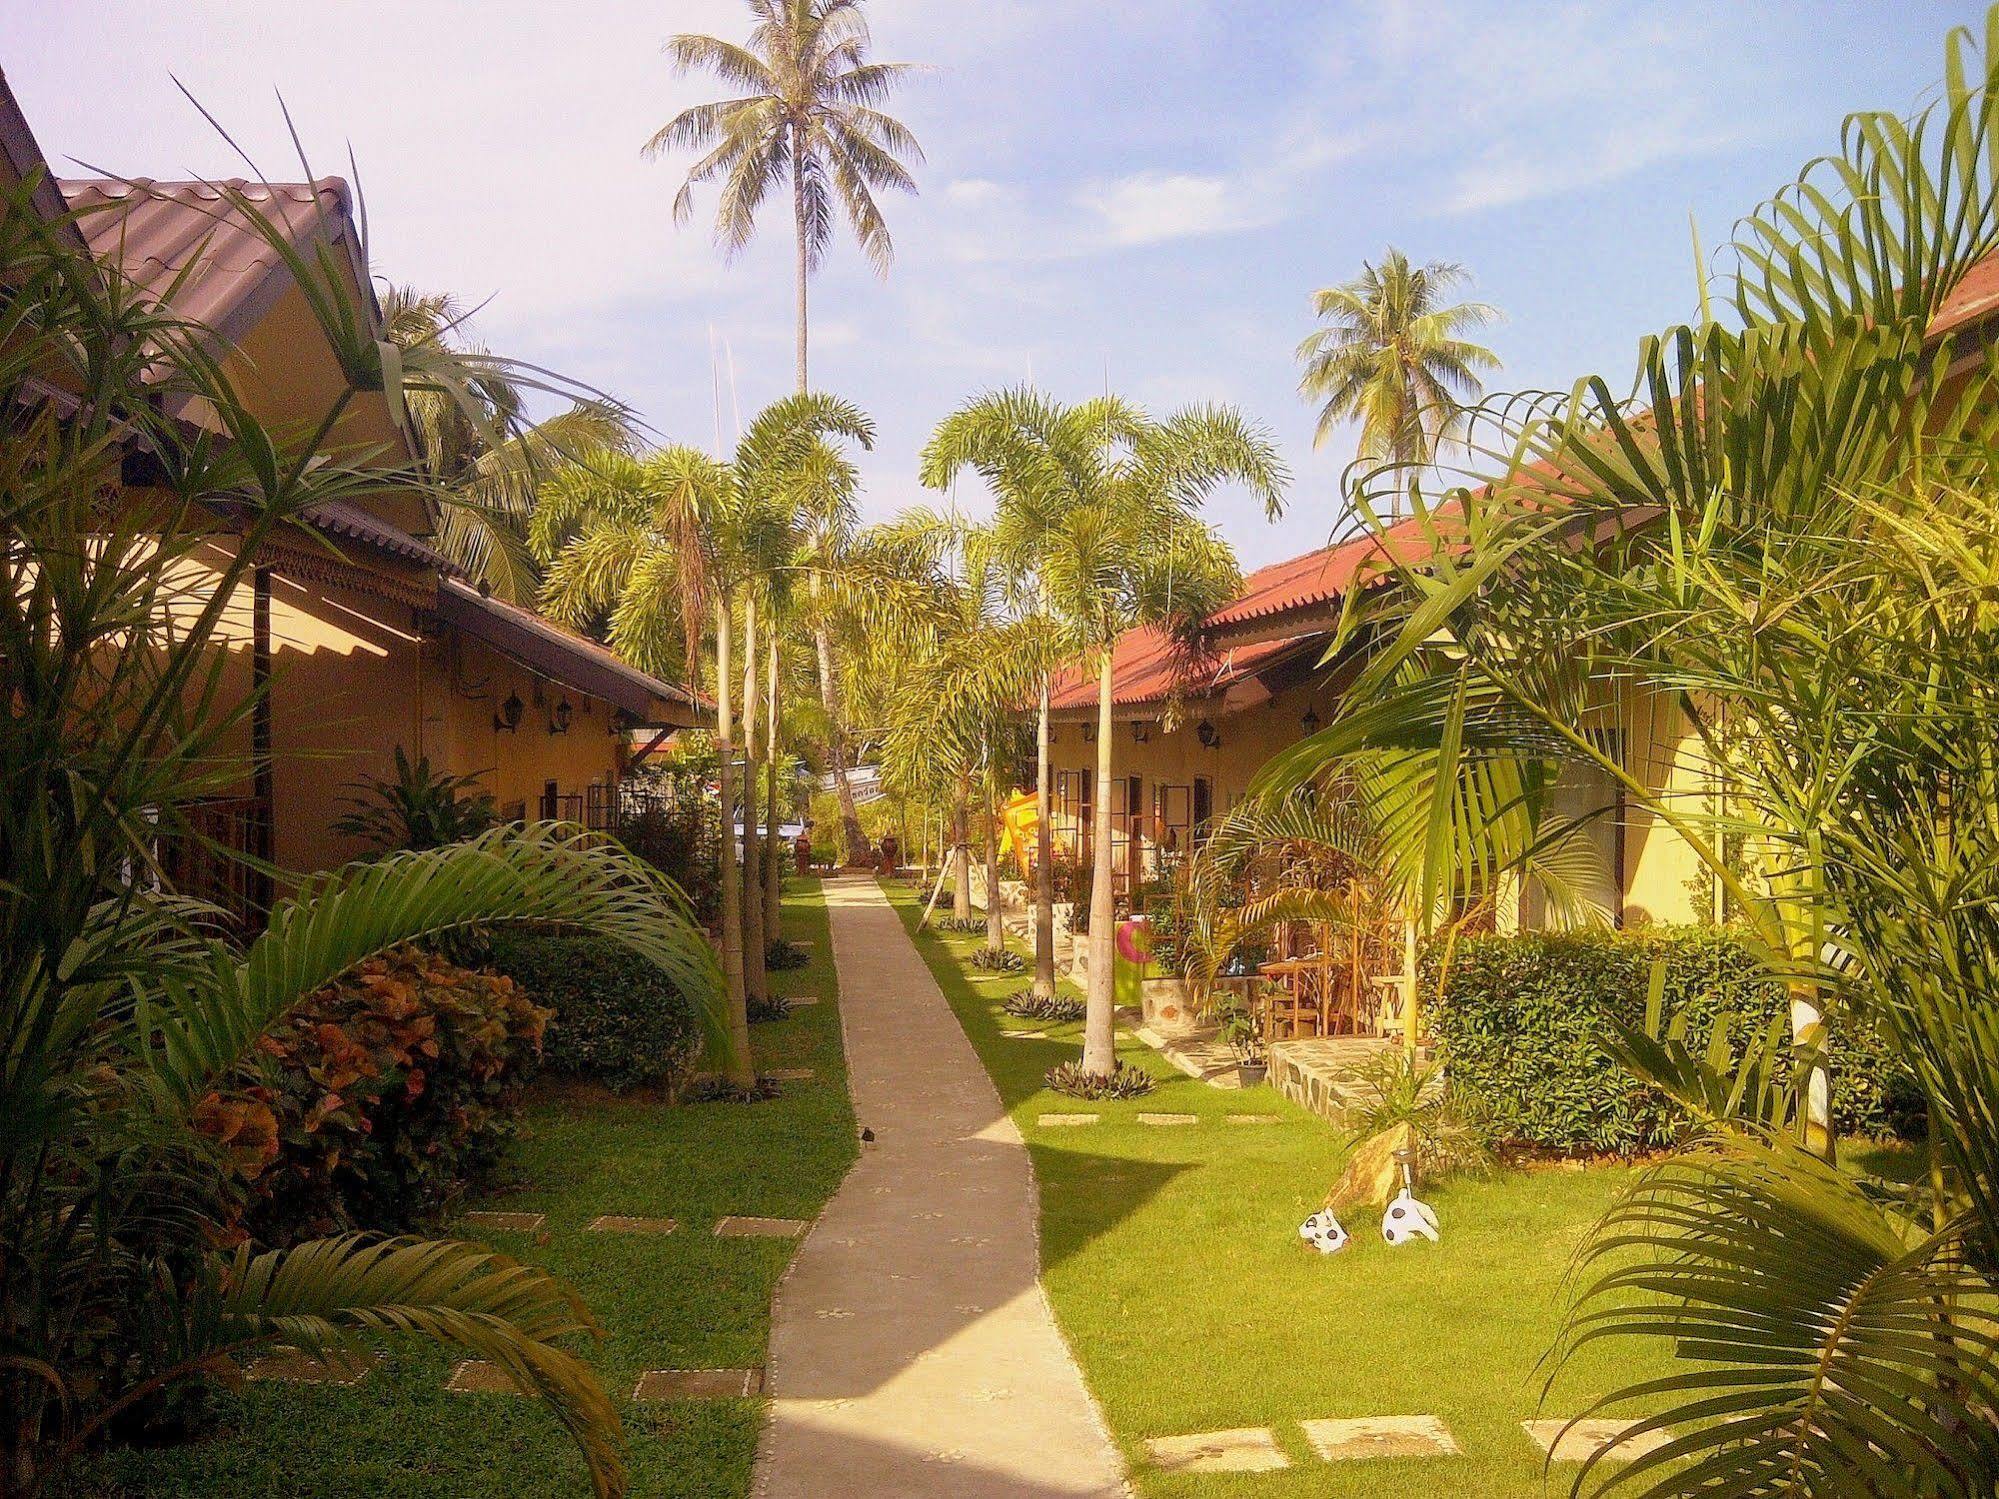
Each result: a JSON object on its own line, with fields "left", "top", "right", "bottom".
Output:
{"left": 1045, "top": 1060, "right": 1155, "bottom": 1100}
{"left": 219, "top": 947, "right": 549, "bottom": 1244}
{"left": 333, "top": 747, "right": 496, "bottom": 851}
{"left": 972, "top": 945, "right": 1025, "bottom": 973}
{"left": 1426, "top": 928, "right": 1925, "bottom": 1155}
{"left": 481, "top": 931, "right": 700, "bottom": 1093}
{"left": 1005, "top": 991, "right": 1085, "bottom": 1023}
{"left": 933, "top": 914, "right": 985, "bottom": 935}
{"left": 748, "top": 993, "right": 793, "bottom": 1023}
{"left": 766, "top": 937, "right": 809, "bottom": 970}
{"left": 615, "top": 764, "right": 721, "bottom": 925}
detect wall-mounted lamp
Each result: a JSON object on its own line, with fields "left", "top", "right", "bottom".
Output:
{"left": 494, "top": 691, "right": 525, "bottom": 733}
{"left": 1081, "top": 721, "right": 1097, "bottom": 743}
{"left": 1196, "top": 718, "right": 1220, "bottom": 750}
{"left": 549, "top": 698, "right": 573, "bottom": 735}
{"left": 1132, "top": 721, "right": 1150, "bottom": 743}
{"left": 1300, "top": 706, "right": 1321, "bottom": 735}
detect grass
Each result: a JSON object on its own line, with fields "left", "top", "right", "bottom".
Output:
{"left": 882, "top": 879, "right": 1680, "bottom": 1499}
{"left": 79, "top": 879, "right": 855, "bottom": 1499}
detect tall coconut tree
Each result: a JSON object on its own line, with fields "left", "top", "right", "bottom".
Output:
{"left": 1296, "top": 250, "right": 1499, "bottom": 512}
{"left": 646, "top": 0, "right": 923, "bottom": 864}
{"left": 925, "top": 393, "right": 1287, "bottom": 1077}
{"left": 380, "top": 286, "right": 630, "bottom": 602}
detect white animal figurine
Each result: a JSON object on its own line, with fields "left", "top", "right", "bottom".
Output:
{"left": 1298, "top": 1208, "right": 1351, "bottom": 1255}
{"left": 1380, "top": 1187, "right": 1440, "bottom": 1245}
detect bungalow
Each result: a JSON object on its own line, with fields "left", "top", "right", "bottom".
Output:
{"left": 3, "top": 73, "right": 704, "bottom": 918}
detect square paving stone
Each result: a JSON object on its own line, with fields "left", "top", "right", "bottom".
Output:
{"left": 1303, "top": 1415, "right": 1462, "bottom": 1461}
{"left": 784, "top": 995, "right": 820, "bottom": 1006}
{"left": 245, "top": 1346, "right": 375, "bottom": 1386}
{"left": 1225, "top": 1113, "right": 1282, "bottom": 1124}
{"left": 632, "top": 1367, "right": 764, "bottom": 1400}
{"left": 460, "top": 1210, "right": 544, "bottom": 1233}
{"left": 446, "top": 1359, "right": 528, "bottom": 1395}
{"left": 1038, "top": 1113, "right": 1100, "bottom": 1127}
{"left": 1137, "top": 1112, "right": 1200, "bottom": 1126}
{"left": 714, "top": 1215, "right": 808, "bottom": 1238}
{"left": 586, "top": 1215, "right": 678, "bottom": 1234}
{"left": 1002, "top": 1030, "right": 1047, "bottom": 1040}
{"left": 1523, "top": 1419, "right": 1675, "bottom": 1464}
{"left": 1145, "top": 1427, "right": 1290, "bottom": 1473}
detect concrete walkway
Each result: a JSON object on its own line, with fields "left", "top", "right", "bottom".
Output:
{"left": 755, "top": 875, "right": 1128, "bottom": 1498}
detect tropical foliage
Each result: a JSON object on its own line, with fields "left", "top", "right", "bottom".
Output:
{"left": 333, "top": 746, "right": 498, "bottom": 851}
{"left": 0, "top": 173, "right": 722, "bottom": 1496}
{"left": 920, "top": 388, "right": 1287, "bottom": 1076}
{"left": 1296, "top": 247, "right": 1500, "bottom": 477}
{"left": 1260, "top": 10, "right": 1999, "bottom": 1490}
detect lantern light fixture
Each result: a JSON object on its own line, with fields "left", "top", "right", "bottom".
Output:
{"left": 1196, "top": 719, "right": 1220, "bottom": 750}
{"left": 549, "top": 698, "right": 573, "bottom": 735}
{"left": 494, "top": 691, "right": 525, "bottom": 733}
{"left": 1133, "top": 720, "right": 1150, "bottom": 743}
{"left": 1300, "top": 706, "right": 1321, "bottom": 735}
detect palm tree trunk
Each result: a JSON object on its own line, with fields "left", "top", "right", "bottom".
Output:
{"left": 985, "top": 777, "right": 1004, "bottom": 952}
{"left": 952, "top": 782, "right": 972, "bottom": 921}
{"left": 792, "top": 138, "right": 809, "bottom": 393}
{"left": 1082, "top": 648, "right": 1118, "bottom": 1075}
{"left": 740, "top": 595, "right": 767, "bottom": 1006}
{"left": 713, "top": 594, "right": 751, "bottom": 1087}
{"left": 807, "top": 576, "right": 867, "bottom": 866}
{"left": 1032, "top": 677, "right": 1057, "bottom": 999}
{"left": 764, "top": 632, "right": 783, "bottom": 939}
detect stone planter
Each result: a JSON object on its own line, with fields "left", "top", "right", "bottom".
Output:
{"left": 1138, "top": 975, "right": 1200, "bottom": 1036}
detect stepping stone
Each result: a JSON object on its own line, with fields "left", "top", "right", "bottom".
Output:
{"left": 446, "top": 1359, "right": 529, "bottom": 1395}
{"left": 784, "top": 995, "right": 820, "bottom": 1006}
{"left": 1523, "top": 1419, "right": 1675, "bottom": 1464}
{"left": 714, "top": 1215, "right": 808, "bottom": 1238}
{"left": 632, "top": 1367, "right": 763, "bottom": 1400}
{"left": 1303, "top": 1415, "right": 1462, "bottom": 1461}
{"left": 1038, "top": 1113, "right": 1099, "bottom": 1127}
{"left": 460, "top": 1210, "right": 544, "bottom": 1233}
{"left": 586, "top": 1215, "right": 677, "bottom": 1234}
{"left": 1137, "top": 1112, "right": 1199, "bottom": 1126}
{"left": 1145, "top": 1427, "right": 1290, "bottom": 1473}
{"left": 245, "top": 1346, "right": 374, "bottom": 1386}
{"left": 1002, "top": 1030, "right": 1047, "bottom": 1040}
{"left": 765, "top": 1068, "right": 815, "bottom": 1081}
{"left": 1225, "top": 1114, "right": 1282, "bottom": 1124}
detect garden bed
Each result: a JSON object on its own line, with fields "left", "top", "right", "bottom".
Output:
{"left": 76, "top": 880, "right": 854, "bottom": 1499}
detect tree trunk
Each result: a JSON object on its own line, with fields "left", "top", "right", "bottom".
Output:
{"left": 1032, "top": 677, "right": 1057, "bottom": 998}
{"left": 985, "top": 788, "right": 1004, "bottom": 951}
{"left": 765, "top": 632, "right": 783, "bottom": 938}
{"left": 952, "top": 787, "right": 973, "bottom": 921}
{"left": 792, "top": 132, "right": 809, "bottom": 393}
{"left": 713, "top": 595, "right": 751, "bottom": 1087}
{"left": 807, "top": 576, "right": 867, "bottom": 866}
{"left": 740, "top": 595, "right": 767, "bottom": 1006}
{"left": 1082, "top": 649, "right": 1118, "bottom": 1075}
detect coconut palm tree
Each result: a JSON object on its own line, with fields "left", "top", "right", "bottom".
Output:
{"left": 380, "top": 285, "right": 630, "bottom": 602}
{"left": 1296, "top": 249, "right": 1499, "bottom": 510}
{"left": 924, "top": 393, "right": 1287, "bottom": 1077}
{"left": 645, "top": 0, "right": 922, "bottom": 864}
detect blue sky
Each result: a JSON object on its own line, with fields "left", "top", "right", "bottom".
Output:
{"left": 1, "top": 1, "right": 1975, "bottom": 566}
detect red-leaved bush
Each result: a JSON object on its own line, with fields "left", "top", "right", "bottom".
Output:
{"left": 197, "top": 947, "right": 549, "bottom": 1246}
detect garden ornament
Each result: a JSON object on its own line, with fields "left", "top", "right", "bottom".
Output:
{"left": 1380, "top": 1150, "right": 1439, "bottom": 1245}
{"left": 1298, "top": 1208, "right": 1351, "bottom": 1254}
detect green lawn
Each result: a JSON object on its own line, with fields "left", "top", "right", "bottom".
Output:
{"left": 79, "top": 879, "right": 856, "bottom": 1499}
{"left": 883, "top": 880, "right": 1679, "bottom": 1499}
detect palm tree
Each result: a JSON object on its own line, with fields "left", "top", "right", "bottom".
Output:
{"left": 924, "top": 392, "right": 1287, "bottom": 1077}
{"left": 380, "top": 286, "right": 630, "bottom": 602}
{"left": 1296, "top": 249, "right": 1499, "bottom": 512}
{"left": 538, "top": 395, "right": 876, "bottom": 1082}
{"left": 645, "top": 0, "right": 922, "bottom": 864}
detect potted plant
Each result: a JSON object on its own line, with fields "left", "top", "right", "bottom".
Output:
{"left": 1216, "top": 992, "right": 1268, "bottom": 1087}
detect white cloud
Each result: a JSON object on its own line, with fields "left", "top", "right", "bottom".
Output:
{"left": 1080, "top": 170, "right": 1260, "bottom": 246}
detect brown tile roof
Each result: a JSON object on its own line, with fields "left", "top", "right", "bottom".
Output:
{"left": 299, "top": 498, "right": 458, "bottom": 572}
{"left": 436, "top": 578, "right": 707, "bottom": 728}
{"left": 59, "top": 176, "right": 366, "bottom": 351}
{"left": 0, "top": 69, "right": 80, "bottom": 243}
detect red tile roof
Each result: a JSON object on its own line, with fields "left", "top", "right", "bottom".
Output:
{"left": 1205, "top": 512, "right": 1446, "bottom": 631}
{"left": 1931, "top": 255, "right": 1999, "bottom": 342}
{"left": 60, "top": 176, "right": 364, "bottom": 348}
{"left": 1048, "top": 626, "right": 1316, "bottom": 712}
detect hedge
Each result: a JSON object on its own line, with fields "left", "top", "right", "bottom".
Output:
{"left": 482, "top": 930, "right": 701, "bottom": 1093}
{"left": 1425, "top": 927, "right": 1925, "bottom": 1155}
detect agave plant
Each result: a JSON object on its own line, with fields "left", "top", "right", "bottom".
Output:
{"left": 1255, "top": 10, "right": 1999, "bottom": 1491}
{"left": 0, "top": 168, "right": 721, "bottom": 1496}
{"left": 333, "top": 746, "right": 498, "bottom": 851}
